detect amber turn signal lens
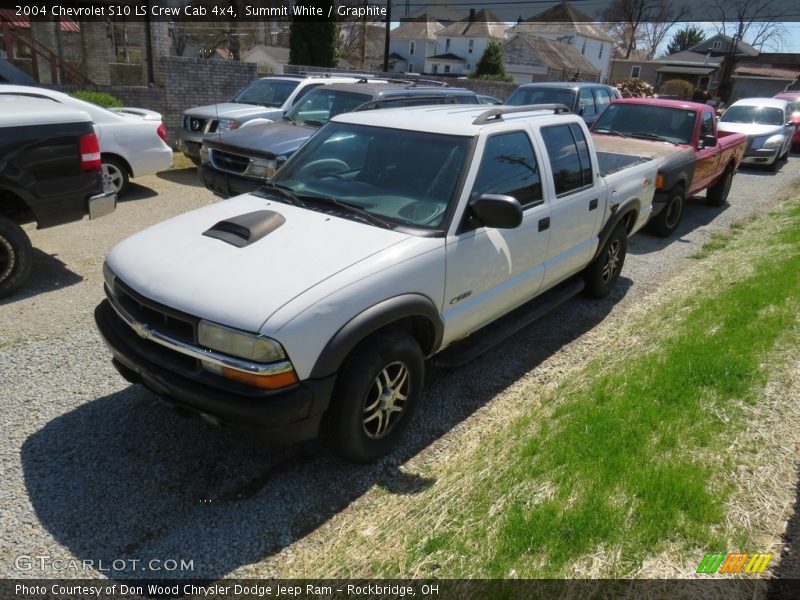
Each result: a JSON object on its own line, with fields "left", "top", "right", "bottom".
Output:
{"left": 221, "top": 368, "right": 298, "bottom": 389}
{"left": 655, "top": 174, "right": 664, "bottom": 189}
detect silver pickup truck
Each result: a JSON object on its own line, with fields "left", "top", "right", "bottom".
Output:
{"left": 176, "top": 74, "right": 371, "bottom": 164}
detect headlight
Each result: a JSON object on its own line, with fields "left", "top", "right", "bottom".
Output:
{"left": 198, "top": 320, "right": 286, "bottom": 363}
{"left": 102, "top": 261, "right": 115, "bottom": 292}
{"left": 245, "top": 157, "right": 278, "bottom": 179}
{"left": 217, "top": 119, "right": 240, "bottom": 133}
{"left": 199, "top": 143, "right": 210, "bottom": 164}
{"left": 761, "top": 134, "right": 784, "bottom": 149}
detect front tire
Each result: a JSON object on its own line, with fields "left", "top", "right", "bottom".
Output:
{"left": 326, "top": 331, "right": 424, "bottom": 463}
{"left": 706, "top": 166, "right": 733, "bottom": 207}
{"left": 0, "top": 216, "right": 33, "bottom": 299}
{"left": 102, "top": 156, "right": 130, "bottom": 196}
{"left": 647, "top": 184, "right": 684, "bottom": 237}
{"left": 584, "top": 223, "right": 627, "bottom": 298}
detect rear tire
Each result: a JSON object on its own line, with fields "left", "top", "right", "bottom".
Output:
{"left": 706, "top": 166, "right": 733, "bottom": 207}
{"left": 583, "top": 223, "right": 627, "bottom": 298}
{"left": 102, "top": 156, "right": 130, "bottom": 196}
{"left": 325, "top": 331, "right": 424, "bottom": 463}
{"left": 647, "top": 184, "right": 684, "bottom": 237}
{"left": 0, "top": 216, "right": 33, "bottom": 299}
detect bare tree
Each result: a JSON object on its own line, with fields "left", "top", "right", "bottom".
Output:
{"left": 602, "top": 0, "right": 688, "bottom": 59}
{"left": 710, "top": 0, "right": 787, "bottom": 51}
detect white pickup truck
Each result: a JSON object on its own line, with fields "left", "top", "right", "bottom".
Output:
{"left": 96, "top": 104, "right": 656, "bottom": 462}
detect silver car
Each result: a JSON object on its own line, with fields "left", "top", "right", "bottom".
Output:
{"left": 718, "top": 97, "right": 795, "bottom": 171}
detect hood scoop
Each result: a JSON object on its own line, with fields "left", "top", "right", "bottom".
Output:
{"left": 202, "top": 210, "right": 285, "bottom": 248}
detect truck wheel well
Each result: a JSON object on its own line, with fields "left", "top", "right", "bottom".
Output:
{"left": 101, "top": 153, "right": 133, "bottom": 176}
{"left": 0, "top": 189, "right": 34, "bottom": 223}
{"left": 621, "top": 208, "right": 638, "bottom": 233}
{"left": 375, "top": 315, "right": 437, "bottom": 356}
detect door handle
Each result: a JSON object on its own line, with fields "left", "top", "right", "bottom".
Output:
{"left": 589, "top": 198, "right": 598, "bottom": 211}
{"left": 538, "top": 217, "right": 550, "bottom": 232}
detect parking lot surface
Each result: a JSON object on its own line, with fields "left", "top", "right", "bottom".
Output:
{"left": 1, "top": 156, "right": 799, "bottom": 579}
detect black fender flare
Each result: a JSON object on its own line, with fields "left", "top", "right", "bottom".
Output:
{"left": 309, "top": 293, "right": 444, "bottom": 379}
{"left": 593, "top": 197, "right": 640, "bottom": 261}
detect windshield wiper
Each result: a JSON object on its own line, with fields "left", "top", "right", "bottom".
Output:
{"left": 283, "top": 114, "right": 300, "bottom": 125}
{"left": 301, "top": 119, "right": 326, "bottom": 127}
{"left": 631, "top": 131, "right": 678, "bottom": 144}
{"left": 303, "top": 194, "right": 394, "bottom": 229}
{"left": 594, "top": 128, "right": 627, "bottom": 138}
{"left": 258, "top": 182, "right": 306, "bottom": 207}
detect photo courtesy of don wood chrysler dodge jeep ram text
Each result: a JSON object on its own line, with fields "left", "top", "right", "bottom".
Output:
{"left": 95, "top": 104, "right": 657, "bottom": 462}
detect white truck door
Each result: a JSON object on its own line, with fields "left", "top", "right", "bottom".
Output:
{"left": 442, "top": 131, "right": 551, "bottom": 346}
{"left": 539, "top": 122, "right": 601, "bottom": 288}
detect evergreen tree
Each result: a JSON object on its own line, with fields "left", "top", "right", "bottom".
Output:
{"left": 666, "top": 25, "right": 706, "bottom": 55}
{"left": 471, "top": 41, "right": 511, "bottom": 82}
{"left": 289, "top": 0, "right": 339, "bottom": 67}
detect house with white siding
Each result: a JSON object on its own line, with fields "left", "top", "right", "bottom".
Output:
{"left": 507, "top": 1, "right": 614, "bottom": 82}
{"left": 388, "top": 18, "right": 443, "bottom": 74}
{"left": 424, "top": 9, "right": 506, "bottom": 76}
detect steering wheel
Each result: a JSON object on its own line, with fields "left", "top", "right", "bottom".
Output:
{"left": 296, "top": 158, "right": 349, "bottom": 179}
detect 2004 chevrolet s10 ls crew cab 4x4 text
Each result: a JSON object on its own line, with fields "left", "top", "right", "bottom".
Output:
{"left": 95, "top": 104, "right": 657, "bottom": 462}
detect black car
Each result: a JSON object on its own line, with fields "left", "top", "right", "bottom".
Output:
{"left": 504, "top": 82, "right": 621, "bottom": 126}
{"left": 199, "top": 82, "right": 479, "bottom": 198}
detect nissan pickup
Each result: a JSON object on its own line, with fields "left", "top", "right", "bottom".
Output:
{"left": 591, "top": 98, "right": 746, "bottom": 237}
{"left": 176, "top": 74, "right": 373, "bottom": 164}
{"left": 0, "top": 97, "right": 116, "bottom": 298}
{"left": 199, "top": 82, "right": 479, "bottom": 198}
{"left": 96, "top": 104, "right": 657, "bottom": 462}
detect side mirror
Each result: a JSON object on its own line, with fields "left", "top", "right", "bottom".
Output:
{"left": 469, "top": 194, "right": 523, "bottom": 229}
{"left": 700, "top": 134, "right": 717, "bottom": 148}
{"left": 577, "top": 106, "right": 585, "bottom": 116}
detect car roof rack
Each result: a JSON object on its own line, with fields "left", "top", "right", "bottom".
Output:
{"left": 472, "top": 104, "right": 571, "bottom": 125}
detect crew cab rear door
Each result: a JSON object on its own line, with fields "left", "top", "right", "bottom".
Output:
{"left": 539, "top": 122, "right": 602, "bottom": 288}
{"left": 442, "top": 130, "right": 550, "bottom": 344}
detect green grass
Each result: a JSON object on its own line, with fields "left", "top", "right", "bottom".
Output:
{"left": 408, "top": 197, "right": 800, "bottom": 577}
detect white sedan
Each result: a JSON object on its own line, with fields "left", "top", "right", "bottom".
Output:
{"left": 718, "top": 97, "right": 795, "bottom": 171}
{"left": 0, "top": 84, "right": 172, "bottom": 195}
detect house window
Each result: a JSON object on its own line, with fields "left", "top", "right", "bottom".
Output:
{"left": 445, "top": 38, "right": 451, "bottom": 52}
{"left": 444, "top": 64, "right": 451, "bottom": 73}
{"left": 630, "top": 66, "right": 641, "bottom": 79}
{"left": 468, "top": 39, "right": 474, "bottom": 54}
{"left": 433, "top": 64, "right": 439, "bottom": 74}
{"left": 409, "top": 63, "right": 414, "bottom": 73}
{"left": 466, "top": 63, "right": 472, "bottom": 71}
{"left": 581, "top": 39, "right": 587, "bottom": 55}
{"left": 712, "top": 40, "right": 722, "bottom": 49}
{"left": 410, "top": 41, "right": 415, "bottom": 56}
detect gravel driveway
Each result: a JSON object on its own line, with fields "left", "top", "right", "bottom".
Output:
{"left": 1, "top": 156, "right": 799, "bottom": 580}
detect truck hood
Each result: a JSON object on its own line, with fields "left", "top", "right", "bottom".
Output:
{"left": 106, "top": 194, "right": 410, "bottom": 333}
{"left": 184, "top": 103, "right": 282, "bottom": 121}
{"left": 205, "top": 121, "right": 316, "bottom": 158}
{"left": 592, "top": 134, "right": 689, "bottom": 165}
{"left": 716, "top": 122, "right": 784, "bottom": 138}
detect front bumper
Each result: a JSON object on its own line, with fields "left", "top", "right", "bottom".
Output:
{"left": 88, "top": 190, "right": 117, "bottom": 219}
{"left": 741, "top": 147, "right": 780, "bottom": 166}
{"left": 199, "top": 163, "right": 262, "bottom": 198}
{"left": 176, "top": 128, "right": 204, "bottom": 160}
{"left": 94, "top": 299, "right": 336, "bottom": 443}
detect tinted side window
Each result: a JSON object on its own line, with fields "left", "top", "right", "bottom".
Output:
{"left": 578, "top": 88, "right": 596, "bottom": 116}
{"left": 594, "top": 87, "right": 611, "bottom": 112}
{"left": 471, "top": 132, "right": 542, "bottom": 207}
{"left": 570, "top": 123, "right": 593, "bottom": 184}
{"left": 292, "top": 83, "right": 323, "bottom": 104}
{"left": 541, "top": 124, "right": 591, "bottom": 196}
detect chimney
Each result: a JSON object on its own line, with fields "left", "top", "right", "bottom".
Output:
{"left": 469, "top": 9, "right": 475, "bottom": 22}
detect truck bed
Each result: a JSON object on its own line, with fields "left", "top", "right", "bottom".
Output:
{"left": 597, "top": 151, "right": 654, "bottom": 177}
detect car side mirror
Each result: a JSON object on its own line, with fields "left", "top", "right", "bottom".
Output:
{"left": 700, "top": 134, "right": 717, "bottom": 148}
{"left": 469, "top": 194, "right": 523, "bottom": 229}
{"left": 577, "top": 107, "right": 585, "bottom": 116}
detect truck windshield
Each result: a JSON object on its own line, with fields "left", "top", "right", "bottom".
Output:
{"left": 593, "top": 103, "right": 696, "bottom": 145}
{"left": 505, "top": 87, "right": 576, "bottom": 110}
{"left": 269, "top": 122, "right": 471, "bottom": 230}
{"left": 233, "top": 79, "right": 300, "bottom": 107}
{"left": 720, "top": 105, "right": 784, "bottom": 126}
{"left": 284, "top": 90, "right": 372, "bottom": 127}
